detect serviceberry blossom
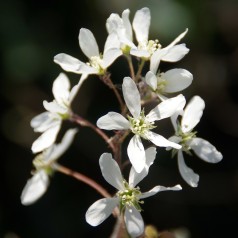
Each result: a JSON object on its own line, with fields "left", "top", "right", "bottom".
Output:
{"left": 97, "top": 76, "right": 185, "bottom": 173}
{"left": 144, "top": 68, "right": 193, "bottom": 101}
{"left": 86, "top": 148, "right": 182, "bottom": 238}
{"left": 107, "top": 7, "right": 189, "bottom": 64}
{"left": 31, "top": 73, "right": 80, "bottom": 153}
{"left": 168, "top": 96, "right": 223, "bottom": 187}
{"left": 54, "top": 28, "right": 122, "bottom": 76}
{"left": 21, "top": 128, "right": 78, "bottom": 205}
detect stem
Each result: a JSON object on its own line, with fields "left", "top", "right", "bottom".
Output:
{"left": 110, "top": 215, "right": 128, "bottom": 238}
{"left": 125, "top": 55, "right": 135, "bottom": 80}
{"left": 70, "top": 113, "right": 116, "bottom": 154}
{"left": 135, "top": 59, "right": 145, "bottom": 83}
{"left": 55, "top": 163, "right": 111, "bottom": 198}
{"left": 100, "top": 73, "right": 125, "bottom": 113}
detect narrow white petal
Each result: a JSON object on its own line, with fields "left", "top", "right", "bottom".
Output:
{"left": 140, "top": 184, "right": 182, "bottom": 199}
{"left": 145, "top": 71, "right": 157, "bottom": 91}
{"left": 146, "top": 94, "right": 186, "bottom": 122}
{"left": 161, "top": 44, "right": 189, "bottom": 62}
{"left": 103, "top": 33, "right": 120, "bottom": 53}
{"left": 46, "top": 128, "right": 78, "bottom": 162}
{"left": 79, "top": 28, "right": 99, "bottom": 58}
{"left": 177, "top": 150, "right": 199, "bottom": 187}
{"left": 130, "top": 49, "right": 150, "bottom": 58}
{"left": 166, "top": 28, "right": 188, "bottom": 48}
{"left": 69, "top": 74, "right": 87, "bottom": 103}
{"left": 30, "top": 112, "right": 52, "bottom": 132}
{"left": 189, "top": 138, "right": 223, "bottom": 163}
{"left": 43, "top": 101, "right": 68, "bottom": 115}
{"left": 96, "top": 112, "right": 130, "bottom": 130}
{"left": 181, "top": 96, "right": 205, "bottom": 133}
{"left": 99, "top": 153, "right": 124, "bottom": 191}
{"left": 166, "top": 136, "right": 182, "bottom": 151}
{"left": 122, "top": 9, "right": 132, "bottom": 41}
{"left": 133, "top": 7, "right": 151, "bottom": 44}
{"left": 129, "top": 147, "right": 157, "bottom": 187}
{"left": 21, "top": 170, "right": 49, "bottom": 205}
{"left": 86, "top": 197, "right": 119, "bottom": 226}
{"left": 52, "top": 73, "right": 70, "bottom": 105}
{"left": 124, "top": 207, "right": 144, "bottom": 238}
{"left": 146, "top": 131, "right": 181, "bottom": 149}
{"left": 127, "top": 135, "right": 146, "bottom": 173}
{"left": 31, "top": 123, "right": 61, "bottom": 153}
{"left": 54, "top": 53, "right": 86, "bottom": 74}
{"left": 163, "top": 69, "right": 193, "bottom": 93}
{"left": 150, "top": 49, "right": 164, "bottom": 73}
{"left": 122, "top": 77, "right": 141, "bottom": 118}
{"left": 102, "top": 48, "right": 122, "bottom": 69}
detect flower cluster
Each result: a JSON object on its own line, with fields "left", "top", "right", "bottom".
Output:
{"left": 21, "top": 7, "right": 223, "bottom": 238}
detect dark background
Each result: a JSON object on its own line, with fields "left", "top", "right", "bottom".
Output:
{"left": 1, "top": 0, "right": 238, "bottom": 237}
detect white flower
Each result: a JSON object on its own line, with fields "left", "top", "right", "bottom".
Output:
{"left": 31, "top": 73, "right": 80, "bottom": 154}
{"left": 54, "top": 28, "right": 122, "bottom": 76}
{"left": 86, "top": 149, "right": 181, "bottom": 238}
{"left": 106, "top": 9, "right": 135, "bottom": 53}
{"left": 97, "top": 76, "right": 184, "bottom": 173}
{"left": 150, "top": 29, "right": 189, "bottom": 74}
{"left": 169, "top": 96, "right": 223, "bottom": 187}
{"left": 145, "top": 68, "right": 193, "bottom": 100}
{"left": 21, "top": 128, "right": 78, "bottom": 205}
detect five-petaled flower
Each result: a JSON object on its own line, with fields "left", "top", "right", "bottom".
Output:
{"left": 86, "top": 148, "right": 182, "bottom": 238}
{"left": 97, "top": 76, "right": 185, "bottom": 173}
{"left": 168, "top": 96, "right": 223, "bottom": 187}
{"left": 107, "top": 7, "right": 189, "bottom": 64}
{"left": 31, "top": 73, "right": 80, "bottom": 154}
{"left": 21, "top": 128, "right": 78, "bottom": 205}
{"left": 54, "top": 28, "right": 122, "bottom": 77}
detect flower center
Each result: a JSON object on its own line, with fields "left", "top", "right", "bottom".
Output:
{"left": 128, "top": 110, "right": 156, "bottom": 138}
{"left": 177, "top": 127, "right": 197, "bottom": 152}
{"left": 33, "top": 154, "right": 54, "bottom": 175}
{"left": 117, "top": 180, "right": 143, "bottom": 212}
{"left": 138, "top": 39, "right": 162, "bottom": 57}
{"left": 87, "top": 55, "right": 105, "bottom": 75}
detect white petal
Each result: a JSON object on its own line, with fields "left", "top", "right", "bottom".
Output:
{"left": 162, "top": 69, "right": 193, "bottom": 93}
{"left": 129, "top": 147, "right": 157, "bottom": 187}
{"left": 54, "top": 53, "right": 86, "bottom": 74}
{"left": 52, "top": 73, "right": 70, "bottom": 105}
{"left": 45, "top": 128, "right": 78, "bottom": 162}
{"left": 96, "top": 112, "right": 130, "bottom": 130}
{"left": 103, "top": 33, "right": 120, "bottom": 53}
{"left": 166, "top": 28, "right": 188, "bottom": 48}
{"left": 181, "top": 96, "right": 205, "bottom": 133}
{"left": 43, "top": 100, "right": 68, "bottom": 115}
{"left": 166, "top": 136, "right": 182, "bottom": 151}
{"left": 86, "top": 197, "right": 119, "bottom": 226}
{"left": 189, "top": 138, "right": 223, "bottom": 163}
{"left": 99, "top": 153, "right": 124, "bottom": 191}
{"left": 69, "top": 74, "right": 87, "bottom": 103}
{"left": 161, "top": 44, "right": 189, "bottom": 62}
{"left": 133, "top": 7, "right": 151, "bottom": 44}
{"left": 122, "top": 9, "right": 132, "bottom": 41}
{"left": 140, "top": 184, "right": 182, "bottom": 199}
{"left": 146, "top": 131, "right": 181, "bottom": 149}
{"left": 79, "top": 28, "right": 99, "bottom": 58}
{"left": 124, "top": 206, "right": 144, "bottom": 238}
{"left": 122, "top": 77, "right": 141, "bottom": 119}
{"left": 102, "top": 48, "right": 122, "bottom": 69}
{"left": 30, "top": 112, "right": 52, "bottom": 132}
{"left": 177, "top": 150, "right": 199, "bottom": 187}
{"left": 31, "top": 123, "right": 61, "bottom": 153}
{"left": 21, "top": 170, "right": 49, "bottom": 205}
{"left": 145, "top": 71, "right": 157, "bottom": 91}
{"left": 130, "top": 48, "right": 150, "bottom": 58}
{"left": 127, "top": 135, "right": 146, "bottom": 173}
{"left": 146, "top": 94, "right": 186, "bottom": 122}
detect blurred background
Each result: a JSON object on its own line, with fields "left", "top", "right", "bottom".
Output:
{"left": 1, "top": 0, "right": 238, "bottom": 237}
